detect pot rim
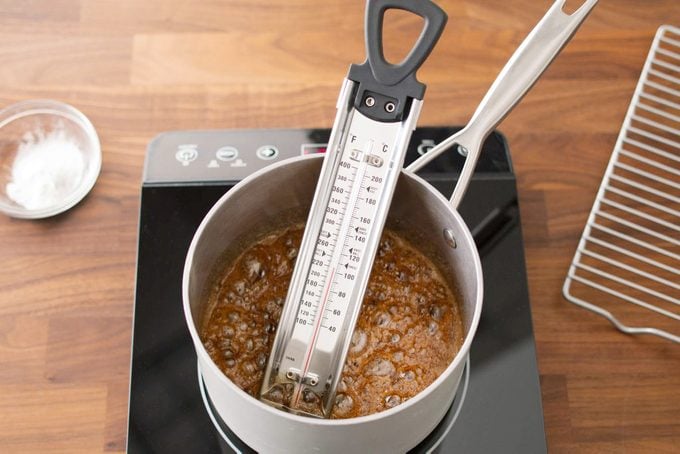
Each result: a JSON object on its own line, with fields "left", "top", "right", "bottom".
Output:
{"left": 182, "top": 154, "right": 483, "bottom": 427}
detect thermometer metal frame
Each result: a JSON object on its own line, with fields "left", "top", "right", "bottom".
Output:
{"left": 260, "top": 78, "right": 422, "bottom": 417}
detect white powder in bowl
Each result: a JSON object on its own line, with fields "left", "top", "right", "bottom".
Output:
{"left": 6, "top": 127, "right": 85, "bottom": 211}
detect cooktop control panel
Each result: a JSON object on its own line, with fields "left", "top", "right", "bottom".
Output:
{"left": 143, "top": 127, "right": 511, "bottom": 184}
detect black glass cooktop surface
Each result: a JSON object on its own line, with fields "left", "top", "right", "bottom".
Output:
{"left": 128, "top": 127, "right": 546, "bottom": 453}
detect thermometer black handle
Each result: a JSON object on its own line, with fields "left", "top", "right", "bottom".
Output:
{"left": 348, "top": 0, "right": 447, "bottom": 122}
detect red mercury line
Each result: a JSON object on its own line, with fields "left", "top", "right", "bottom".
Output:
{"left": 293, "top": 267, "right": 336, "bottom": 407}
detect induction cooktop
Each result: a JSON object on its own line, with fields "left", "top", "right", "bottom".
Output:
{"left": 128, "top": 126, "right": 546, "bottom": 453}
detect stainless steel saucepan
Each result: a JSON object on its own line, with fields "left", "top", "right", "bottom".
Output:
{"left": 183, "top": 1, "right": 597, "bottom": 452}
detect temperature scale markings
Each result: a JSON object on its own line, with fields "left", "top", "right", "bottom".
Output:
{"left": 297, "top": 154, "right": 368, "bottom": 382}
{"left": 293, "top": 266, "right": 337, "bottom": 406}
{"left": 298, "top": 160, "right": 354, "bottom": 326}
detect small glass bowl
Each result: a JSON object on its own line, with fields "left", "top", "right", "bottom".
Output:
{"left": 0, "top": 100, "right": 101, "bottom": 219}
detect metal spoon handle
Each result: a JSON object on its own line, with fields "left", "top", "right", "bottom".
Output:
{"left": 407, "top": 0, "right": 597, "bottom": 209}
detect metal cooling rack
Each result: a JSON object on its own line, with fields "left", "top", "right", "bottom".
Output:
{"left": 563, "top": 25, "right": 680, "bottom": 343}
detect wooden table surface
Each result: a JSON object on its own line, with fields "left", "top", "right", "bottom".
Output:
{"left": 0, "top": 1, "right": 678, "bottom": 452}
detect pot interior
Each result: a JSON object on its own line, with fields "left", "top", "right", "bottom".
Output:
{"left": 186, "top": 155, "right": 480, "bottom": 385}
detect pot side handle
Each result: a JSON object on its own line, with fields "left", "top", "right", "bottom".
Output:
{"left": 406, "top": 0, "right": 598, "bottom": 210}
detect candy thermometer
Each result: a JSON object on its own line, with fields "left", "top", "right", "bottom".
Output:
{"left": 260, "top": 0, "right": 447, "bottom": 417}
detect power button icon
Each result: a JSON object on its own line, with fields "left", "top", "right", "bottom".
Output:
{"left": 176, "top": 144, "right": 198, "bottom": 166}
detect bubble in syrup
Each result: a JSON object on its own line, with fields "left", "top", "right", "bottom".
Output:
{"left": 228, "top": 312, "right": 240, "bottom": 322}
{"left": 287, "top": 247, "right": 298, "bottom": 259}
{"left": 234, "top": 281, "right": 246, "bottom": 295}
{"left": 204, "top": 338, "right": 215, "bottom": 352}
{"left": 337, "top": 379, "right": 348, "bottom": 393}
{"left": 246, "top": 339, "right": 254, "bottom": 351}
{"left": 244, "top": 362, "right": 256, "bottom": 374}
{"left": 367, "top": 358, "right": 395, "bottom": 377}
{"left": 245, "top": 258, "right": 262, "bottom": 281}
{"left": 257, "top": 353, "right": 267, "bottom": 369}
{"left": 266, "top": 385, "right": 284, "bottom": 403}
{"left": 223, "top": 349, "right": 234, "bottom": 359}
{"left": 403, "top": 370, "right": 416, "bottom": 381}
{"left": 350, "top": 330, "right": 367, "bottom": 353}
{"left": 376, "top": 313, "right": 390, "bottom": 327}
{"left": 225, "top": 359, "right": 236, "bottom": 368}
{"left": 276, "top": 262, "right": 290, "bottom": 275}
{"left": 391, "top": 333, "right": 400, "bottom": 343}
{"left": 389, "top": 305, "right": 398, "bottom": 315}
{"left": 429, "top": 305, "right": 443, "bottom": 321}
{"left": 218, "top": 337, "right": 231, "bottom": 351}
{"left": 392, "top": 351, "right": 404, "bottom": 362}
{"left": 266, "top": 300, "right": 278, "bottom": 315}
{"left": 381, "top": 239, "right": 393, "bottom": 253}
{"left": 239, "top": 322, "right": 248, "bottom": 332}
{"left": 385, "top": 395, "right": 401, "bottom": 408}
{"left": 303, "top": 389, "right": 318, "bottom": 404}
{"left": 334, "top": 394, "right": 354, "bottom": 414}
{"left": 428, "top": 321, "right": 438, "bottom": 335}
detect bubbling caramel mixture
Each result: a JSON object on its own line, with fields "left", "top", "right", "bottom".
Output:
{"left": 201, "top": 225, "right": 464, "bottom": 418}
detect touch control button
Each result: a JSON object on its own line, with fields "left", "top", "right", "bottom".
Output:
{"left": 216, "top": 146, "right": 238, "bottom": 161}
{"left": 176, "top": 144, "right": 198, "bottom": 166}
{"left": 256, "top": 145, "right": 279, "bottom": 160}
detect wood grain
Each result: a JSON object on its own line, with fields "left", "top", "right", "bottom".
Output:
{"left": 0, "top": 0, "right": 678, "bottom": 452}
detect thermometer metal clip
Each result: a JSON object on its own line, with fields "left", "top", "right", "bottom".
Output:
{"left": 260, "top": 0, "right": 448, "bottom": 418}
